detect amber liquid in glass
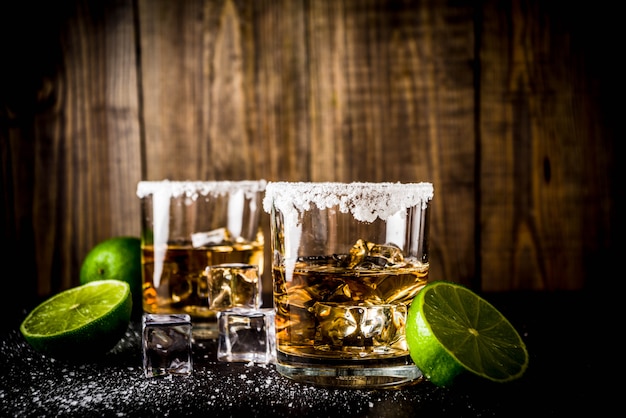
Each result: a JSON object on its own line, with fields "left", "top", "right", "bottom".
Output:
{"left": 142, "top": 242, "right": 264, "bottom": 319}
{"left": 274, "top": 246, "right": 428, "bottom": 361}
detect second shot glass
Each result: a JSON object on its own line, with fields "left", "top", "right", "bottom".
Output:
{"left": 137, "top": 179, "right": 266, "bottom": 339}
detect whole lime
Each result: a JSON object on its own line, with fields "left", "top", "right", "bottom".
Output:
{"left": 80, "top": 236, "right": 142, "bottom": 317}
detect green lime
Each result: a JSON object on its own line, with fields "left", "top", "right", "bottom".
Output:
{"left": 406, "top": 281, "right": 528, "bottom": 387}
{"left": 20, "top": 280, "right": 132, "bottom": 360}
{"left": 80, "top": 236, "right": 141, "bottom": 316}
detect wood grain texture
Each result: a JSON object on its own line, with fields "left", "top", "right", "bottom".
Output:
{"left": 52, "top": 0, "right": 141, "bottom": 293}
{"left": 136, "top": 0, "right": 476, "bottom": 293}
{"left": 1, "top": 0, "right": 142, "bottom": 306}
{"left": 1, "top": 0, "right": 619, "bottom": 313}
{"left": 479, "top": 0, "right": 618, "bottom": 291}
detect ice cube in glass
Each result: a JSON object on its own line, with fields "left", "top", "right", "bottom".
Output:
{"left": 217, "top": 308, "right": 276, "bottom": 364}
{"left": 205, "top": 263, "right": 261, "bottom": 310}
{"left": 312, "top": 302, "right": 408, "bottom": 354}
{"left": 142, "top": 314, "right": 193, "bottom": 377}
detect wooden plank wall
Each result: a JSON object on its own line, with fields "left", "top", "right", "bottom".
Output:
{"left": 1, "top": 0, "right": 619, "bottom": 315}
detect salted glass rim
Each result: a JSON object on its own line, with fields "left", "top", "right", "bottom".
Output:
{"left": 263, "top": 181, "right": 433, "bottom": 223}
{"left": 136, "top": 179, "right": 267, "bottom": 199}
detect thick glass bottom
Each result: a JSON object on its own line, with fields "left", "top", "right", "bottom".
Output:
{"left": 274, "top": 353, "right": 424, "bottom": 389}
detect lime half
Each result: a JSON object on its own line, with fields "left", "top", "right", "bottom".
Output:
{"left": 20, "top": 280, "right": 132, "bottom": 360}
{"left": 406, "top": 281, "right": 528, "bottom": 387}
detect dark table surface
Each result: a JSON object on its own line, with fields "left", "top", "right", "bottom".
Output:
{"left": 0, "top": 291, "right": 606, "bottom": 417}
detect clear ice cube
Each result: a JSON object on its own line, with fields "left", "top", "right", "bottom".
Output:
{"left": 205, "top": 263, "right": 261, "bottom": 310}
{"left": 346, "top": 239, "right": 405, "bottom": 269}
{"left": 142, "top": 314, "right": 193, "bottom": 377}
{"left": 312, "top": 302, "right": 407, "bottom": 353}
{"left": 217, "top": 308, "right": 276, "bottom": 364}
{"left": 367, "top": 243, "right": 405, "bottom": 267}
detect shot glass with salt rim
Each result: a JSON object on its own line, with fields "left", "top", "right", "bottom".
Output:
{"left": 263, "top": 181, "right": 433, "bottom": 388}
{"left": 136, "top": 179, "right": 266, "bottom": 340}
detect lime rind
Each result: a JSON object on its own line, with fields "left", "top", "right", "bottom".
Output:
{"left": 79, "top": 236, "right": 142, "bottom": 316}
{"left": 407, "top": 306, "right": 465, "bottom": 386}
{"left": 407, "top": 281, "right": 529, "bottom": 386}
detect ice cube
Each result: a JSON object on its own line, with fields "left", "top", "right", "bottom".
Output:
{"left": 367, "top": 243, "right": 405, "bottom": 267}
{"left": 312, "top": 302, "right": 407, "bottom": 353}
{"left": 346, "top": 240, "right": 406, "bottom": 269}
{"left": 142, "top": 314, "right": 193, "bottom": 377}
{"left": 217, "top": 308, "right": 276, "bottom": 364}
{"left": 347, "top": 239, "right": 373, "bottom": 268}
{"left": 205, "top": 264, "right": 261, "bottom": 310}
{"left": 326, "top": 280, "right": 382, "bottom": 303}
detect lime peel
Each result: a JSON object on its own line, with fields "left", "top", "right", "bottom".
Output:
{"left": 79, "top": 236, "right": 142, "bottom": 318}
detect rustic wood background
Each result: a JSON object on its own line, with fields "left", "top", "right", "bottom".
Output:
{"left": 1, "top": 0, "right": 620, "bottom": 315}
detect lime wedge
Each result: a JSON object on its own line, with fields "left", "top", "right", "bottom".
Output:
{"left": 406, "top": 281, "right": 528, "bottom": 387}
{"left": 20, "top": 280, "right": 132, "bottom": 360}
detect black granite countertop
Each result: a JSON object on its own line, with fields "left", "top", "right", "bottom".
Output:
{"left": 0, "top": 291, "right": 605, "bottom": 417}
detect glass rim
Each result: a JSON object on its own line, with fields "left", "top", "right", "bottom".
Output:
{"left": 262, "top": 181, "right": 433, "bottom": 223}
{"left": 136, "top": 179, "right": 267, "bottom": 198}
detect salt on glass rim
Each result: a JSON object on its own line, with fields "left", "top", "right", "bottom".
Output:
{"left": 263, "top": 181, "right": 433, "bottom": 223}
{"left": 137, "top": 180, "right": 267, "bottom": 200}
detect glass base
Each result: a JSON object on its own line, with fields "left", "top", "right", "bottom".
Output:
{"left": 274, "top": 360, "right": 424, "bottom": 389}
